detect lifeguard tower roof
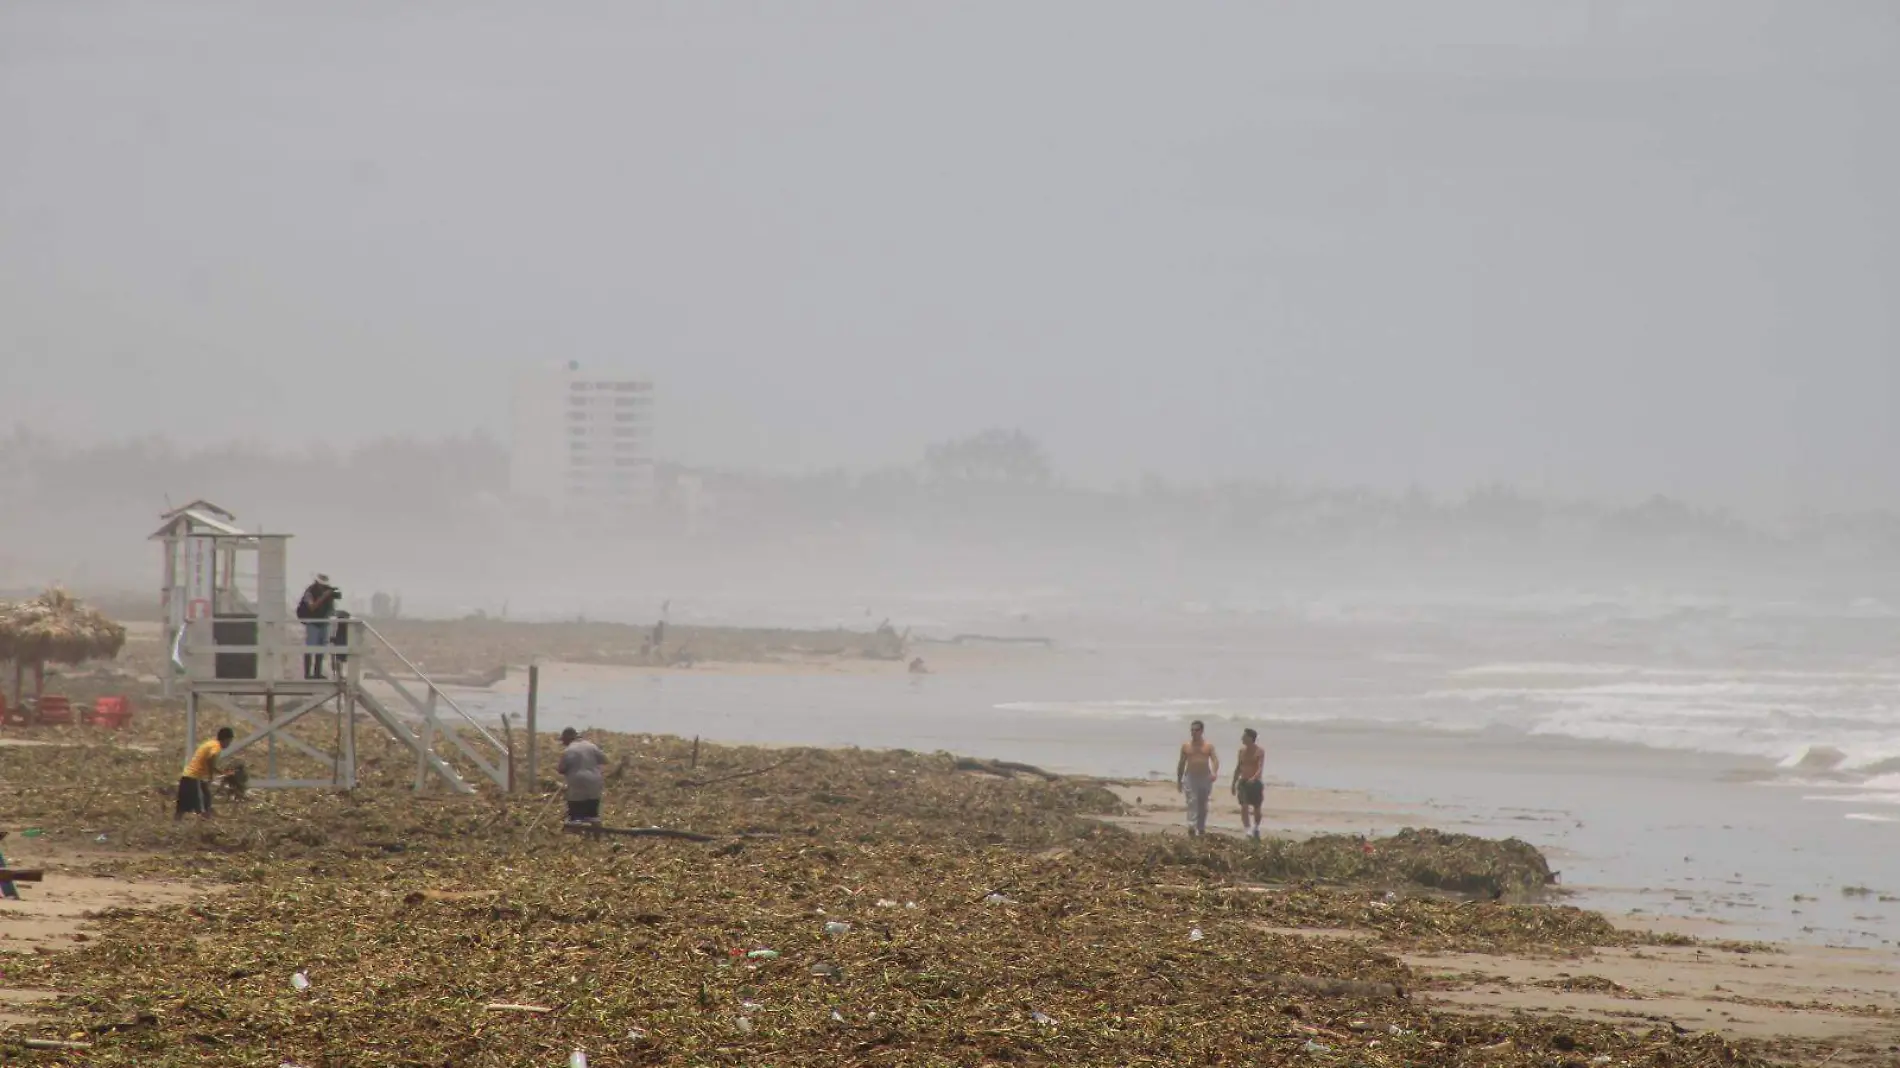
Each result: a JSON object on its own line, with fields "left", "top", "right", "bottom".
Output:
{"left": 148, "top": 501, "right": 248, "bottom": 540}
{"left": 162, "top": 499, "right": 236, "bottom": 521}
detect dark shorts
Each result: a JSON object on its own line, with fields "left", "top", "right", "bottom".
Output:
{"left": 1238, "top": 780, "right": 1264, "bottom": 807}
{"left": 567, "top": 798, "right": 600, "bottom": 822}
{"left": 176, "top": 776, "right": 212, "bottom": 816}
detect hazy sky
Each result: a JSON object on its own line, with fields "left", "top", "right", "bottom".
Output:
{"left": 2, "top": 2, "right": 1895, "bottom": 511}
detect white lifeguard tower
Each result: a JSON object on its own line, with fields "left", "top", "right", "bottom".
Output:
{"left": 151, "top": 503, "right": 510, "bottom": 794}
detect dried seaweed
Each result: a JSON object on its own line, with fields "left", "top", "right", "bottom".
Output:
{"left": 0, "top": 722, "right": 1787, "bottom": 1067}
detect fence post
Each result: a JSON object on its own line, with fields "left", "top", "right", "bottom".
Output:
{"left": 501, "top": 712, "right": 516, "bottom": 794}
{"left": 525, "top": 662, "right": 540, "bottom": 792}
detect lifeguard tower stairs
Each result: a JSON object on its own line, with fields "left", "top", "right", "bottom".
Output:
{"left": 151, "top": 504, "right": 509, "bottom": 793}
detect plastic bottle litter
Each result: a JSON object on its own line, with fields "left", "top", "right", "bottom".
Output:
{"left": 1188, "top": 928, "right": 1204, "bottom": 942}
{"left": 809, "top": 963, "right": 842, "bottom": 979}
{"left": 904, "top": 901, "right": 919, "bottom": 910}
{"left": 94, "top": 834, "right": 108, "bottom": 843}
{"left": 1031, "top": 1011, "right": 1056, "bottom": 1027}
{"left": 740, "top": 1001, "right": 763, "bottom": 1014}
{"left": 1302, "top": 1040, "right": 1331, "bottom": 1053}
{"left": 289, "top": 972, "right": 310, "bottom": 992}
{"left": 875, "top": 899, "right": 897, "bottom": 908}
{"left": 20, "top": 829, "right": 42, "bottom": 838}
{"left": 823, "top": 921, "right": 851, "bottom": 936}
{"left": 625, "top": 1028, "right": 649, "bottom": 1041}
{"left": 746, "top": 949, "right": 780, "bottom": 959}
{"left": 829, "top": 1010, "right": 846, "bottom": 1023}
{"left": 734, "top": 1016, "right": 754, "bottom": 1035}
{"left": 568, "top": 1051, "right": 588, "bottom": 1068}
{"left": 983, "top": 893, "right": 1016, "bottom": 906}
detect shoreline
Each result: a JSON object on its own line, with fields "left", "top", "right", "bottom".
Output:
{"left": 438, "top": 661, "right": 1897, "bottom": 951}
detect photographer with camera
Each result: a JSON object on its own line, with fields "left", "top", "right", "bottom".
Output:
{"left": 296, "top": 574, "right": 340, "bottom": 679}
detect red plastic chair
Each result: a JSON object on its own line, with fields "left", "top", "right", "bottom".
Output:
{"left": 87, "top": 696, "right": 133, "bottom": 730}
{"left": 32, "top": 696, "right": 74, "bottom": 727}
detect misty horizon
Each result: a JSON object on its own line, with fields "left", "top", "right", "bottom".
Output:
{"left": 3, "top": 2, "right": 1896, "bottom": 514}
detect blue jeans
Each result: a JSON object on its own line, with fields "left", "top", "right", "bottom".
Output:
{"left": 304, "top": 622, "right": 330, "bottom": 677}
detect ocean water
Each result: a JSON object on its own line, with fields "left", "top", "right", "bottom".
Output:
{"left": 453, "top": 590, "right": 1900, "bottom": 946}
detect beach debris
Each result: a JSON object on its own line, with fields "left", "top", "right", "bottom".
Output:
{"left": 954, "top": 757, "right": 1060, "bottom": 781}
{"left": 288, "top": 971, "right": 310, "bottom": 992}
{"left": 1535, "top": 974, "right": 1641, "bottom": 998}
{"left": 1301, "top": 1039, "right": 1331, "bottom": 1052}
{"left": 483, "top": 1003, "right": 553, "bottom": 1013}
{"left": 1135, "top": 826, "right": 1558, "bottom": 901}
{"left": 1262, "top": 973, "right": 1407, "bottom": 1000}
{"left": 1188, "top": 927, "right": 1205, "bottom": 941}
{"left": 1, "top": 729, "right": 1790, "bottom": 1067}
{"left": 823, "top": 920, "right": 851, "bottom": 936}
{"left": 568, "top": 1050, "right": 587, "bottom": 1068}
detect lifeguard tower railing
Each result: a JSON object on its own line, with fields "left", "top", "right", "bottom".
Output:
{"left": 179, "top": 616, "right": 510, "bottom": 794}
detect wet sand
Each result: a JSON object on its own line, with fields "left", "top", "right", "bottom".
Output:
{"left": 0, "top": 841, "right": 203, "bottom": 1029}
{"left": 1107, "top": 778, "right": 1900, "bottom": 1053}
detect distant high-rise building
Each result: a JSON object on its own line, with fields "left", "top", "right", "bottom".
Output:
{"left": 510, "top": 361, "right": 655, "bottom": 522}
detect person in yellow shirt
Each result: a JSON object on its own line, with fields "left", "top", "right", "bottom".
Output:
{"left": 176, "top": 727, "right": 234, "bottom": 821}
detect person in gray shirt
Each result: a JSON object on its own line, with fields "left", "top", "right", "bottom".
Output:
{"left": 556, "top": 727, "right": 606, "bottom": 824}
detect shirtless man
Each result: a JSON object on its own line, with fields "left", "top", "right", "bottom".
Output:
{"left": 1176, "top": 720, "right": 1220, "bottom": 837}
{"left": 1232, "top": 727, "right": 1266, "bottom": 840}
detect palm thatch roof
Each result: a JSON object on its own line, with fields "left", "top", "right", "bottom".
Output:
{"left": 0, "top": 587, "right": 127, "bottom": 665}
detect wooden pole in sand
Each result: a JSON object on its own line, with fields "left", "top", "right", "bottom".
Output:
{"left": 525, "top": 662, "right": 539, "bottom": 792}
{"left": 500, "top": 712, "right": 516, "bottom": 794}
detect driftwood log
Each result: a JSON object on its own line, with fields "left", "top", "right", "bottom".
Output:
{"left": 953, "top": 758, "right": 1060, "bottom": 782}
{"left": 562, "top": 824, "right": 716, "bottom": 843}
{"left": 1257, "top": 973, "right": 1407, "bottom": 1000}
{"left": 677, "top": 754, "right": 800, "bottom": 789}
{"left": 0, "top": 869, "right": 44, "bottom": 883}
{"left": 406, "top": 889, "right": 500, "bottom": 905}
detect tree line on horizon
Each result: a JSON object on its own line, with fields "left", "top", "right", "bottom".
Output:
{"left": 3, "top": 427, "right": 1897, "bottom": 586}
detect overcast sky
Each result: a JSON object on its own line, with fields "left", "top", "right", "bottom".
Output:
{"left": 1, "top": 2, "right": 1895, "bottom": 512}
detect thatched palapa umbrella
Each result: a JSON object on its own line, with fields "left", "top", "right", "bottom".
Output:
{"left": 0, "top": 587, "right": 127, "bottom": 704}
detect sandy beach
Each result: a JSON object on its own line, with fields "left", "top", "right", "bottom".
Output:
{"left": 2, "top": 740, "right": 1895, "bottom": 1063}
{"left": 1101, "top": 779, "right": 1900, "bottom": 1055}
{"left": 4, "top": 612, "right": 1895, "bottom": 1063}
